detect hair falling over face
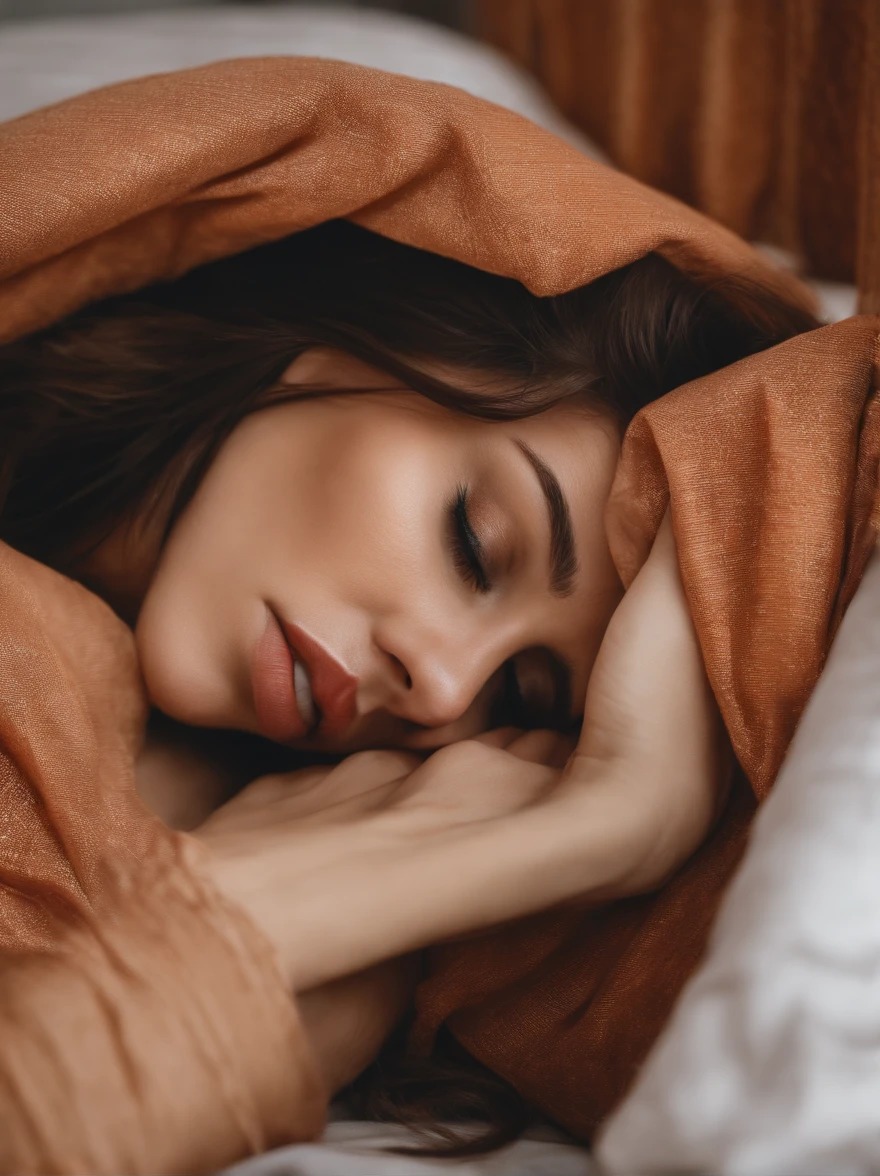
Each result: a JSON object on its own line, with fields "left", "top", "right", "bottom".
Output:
{"left": 0, "top": 220, "right": 818, "bottom": 1155}
{"left": 0, "top": 220, "right": 815, "bottom": 571}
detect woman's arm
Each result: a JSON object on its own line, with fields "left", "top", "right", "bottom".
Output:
{"left": 135, "top": 718, "right": 423, "bottom": 1097}
{"left": 197, "top": 513, "right": 728, "bottom": 994}
{"left": 297, "top": 955, "right": 420, "bottom": 1094}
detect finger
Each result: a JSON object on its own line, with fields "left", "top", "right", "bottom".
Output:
{"left": 470, "top": 727, "right": 524, "bottom": 749}
{"left": 505, "top": 729, "right": 577, "bottom": 769}
{"left": 398, "top": 741, "right": 560, "bottom": 817}
{"left": 217, "top": 765, "right": 335, "bottom": 811}
{"left": 315, "top": 749, "right": 424, "bottom": 809}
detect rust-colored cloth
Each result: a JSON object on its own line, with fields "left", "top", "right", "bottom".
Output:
{"left": 0, "top": 57, "right": 877, "bottom": 1164}
{"left": 414, "top": 316, "right": 880, "bottom": 1134}
{"left": 477, "top": 0, "right": 880, "bottom": 305}
{"left": 0, "top": 540, "right": 326, "bottom": 1174}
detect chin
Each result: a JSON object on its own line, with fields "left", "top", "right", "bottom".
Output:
{"left": 135, "top": 625, "right": 246, "bottom": 732}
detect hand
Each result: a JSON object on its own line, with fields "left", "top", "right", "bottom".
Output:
{"left": 196, "top": 730, "right": 573, "bottom": 990}
{"left": 196, "top": 515, "right": 726, "bottom": 993}
{"left": 563, "top": 512, "right": 729, "bottom": 887}
{"left": 197, "top": 726, "right": 573, "bottom": 836}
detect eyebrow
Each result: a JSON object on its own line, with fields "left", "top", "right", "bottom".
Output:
{"left": 514, "top": 439, "right": 579, "bottom": 597}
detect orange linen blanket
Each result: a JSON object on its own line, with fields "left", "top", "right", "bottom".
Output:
{"left": 0, "top": 58, "right": 877, "bottom": 1169}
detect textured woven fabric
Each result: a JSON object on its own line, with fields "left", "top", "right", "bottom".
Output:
{"left": 0, "top": 57, "right": 876, "bottom": 1164}
{"left": 0, "top": 543, "right": 326, "bottom": 1174}
{"left": 478, "top": 0, "right": 880, "bottom": 302}
{"left": 415, "top": 316, "right": 880, "bottom": 1137}
{"left": 0, "top": 57, "right": 811, "bottom": 341}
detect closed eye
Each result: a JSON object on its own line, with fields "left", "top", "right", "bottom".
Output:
{"left": 450, "top": 485, "right": 491, "bottom": 593}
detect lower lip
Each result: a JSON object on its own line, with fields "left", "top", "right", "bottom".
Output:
{"left": 251, "top": 608, "right": 308, "bottom": 743}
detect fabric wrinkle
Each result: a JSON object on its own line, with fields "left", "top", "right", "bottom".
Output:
{"left": 0, "top": 56, "right": 876, "bottom": 1167}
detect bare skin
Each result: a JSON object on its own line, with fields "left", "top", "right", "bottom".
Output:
{"left": 196, "top": 515, "right": 727, "bottom": 996}
{"left": 82, "top": 348, "right": 624, "bottom": 755}
{"left": 135, "top": 722, "right": 577, "bottom": 1093}
{"left": 86, "top": 348, "right": 725, "bottom": 1088}
{"left": 134, "top": 515, "right": 725, "bottom": 1090}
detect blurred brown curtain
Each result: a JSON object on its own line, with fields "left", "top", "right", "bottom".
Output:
{"left": 477, "top": 0, "right": 880, "bottom": 312}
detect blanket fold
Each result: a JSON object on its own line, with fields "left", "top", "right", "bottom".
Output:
{"left": 0, "top": 57, "right": 877, "bottom": 1164}
{"left": 0, "top": 542, "right": 325, "bottom": 1175}
{"left": 416, "top": 316, "right": 880, "bottom": 1134}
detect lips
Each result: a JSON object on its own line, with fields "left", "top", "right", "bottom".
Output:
{"left": 251, "top": 609, "right": 309, "bottom": 743}
{"left": 250, "top": 607, "right": 358, "bottom": 744}
{"left": 280, "top": 620, "right": 359, "bottom": 739}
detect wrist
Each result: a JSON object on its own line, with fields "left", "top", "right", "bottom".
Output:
{"left": 196, "top": 831, "right": 302, "bottom": 985}
{"left": 297, "top": 955, "right": 420, "bottom": 1093}
{"left": 196, "top": 811, "right": 417, "bottom": 992}
{"left": 545, "top": 749, "right": 724, "bottom": 898}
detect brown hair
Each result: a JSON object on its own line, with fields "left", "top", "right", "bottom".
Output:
{"left": 0, "top": 219, "right": 814, "bottom": 570}
{"left": 0, "top": 220, "right": 818, "bottom": 1154}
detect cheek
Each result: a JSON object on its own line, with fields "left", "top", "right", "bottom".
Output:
{"left": 133, "top": 412, "right": 448, "bottom": 728}
{"left": 133, "top": 503, "right": 263, "bottom": 728}
{"left": 307, "top": 442, "right": 445, "bottom": 607}
{"left": 132, "top": 423, "right": 311, "bottom": 727}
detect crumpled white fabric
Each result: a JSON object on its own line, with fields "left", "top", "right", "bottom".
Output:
{"left": 597, "top": 541, "right": 880, "bottom": 1176}
{"left": 222, "top": 1120, "right": 596, "bottom": 1176}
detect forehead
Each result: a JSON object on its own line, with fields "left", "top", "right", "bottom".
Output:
{"left": 485, "top": 404, "right": 621, "bottom": 501}
{"left": 505, "top": 402, "right": 618, "bottom": 449}
{"left": 309, "top": 374, "right": 621, "bottom": 503}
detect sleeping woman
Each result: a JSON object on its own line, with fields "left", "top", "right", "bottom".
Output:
{"left": 0, "top": 217, "right": 817, "bottom": 1165}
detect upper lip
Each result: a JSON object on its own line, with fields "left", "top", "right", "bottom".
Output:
{"left": 278, "top": 619, "right": 359, "bottom": 739}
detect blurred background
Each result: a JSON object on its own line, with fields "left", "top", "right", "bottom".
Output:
{"left": 0, "top": 0, "right": 876, "bottom": 317}
{"left": 0, "top": 0, "right": 471, "bottom": 25}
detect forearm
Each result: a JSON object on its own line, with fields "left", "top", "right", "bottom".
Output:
{"left": 209, "top": 743, "right": 717, "bottom": 996}
{"left": 569, "top": 508, "right": 729, "bottom": 891}
{"left": 201, "top": 512, "right": 725, "bottom": 996}
{"left": 297, "top": 955, "right": 420, "bottom": 1094}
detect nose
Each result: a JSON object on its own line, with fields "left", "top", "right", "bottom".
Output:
{"left": 373, "top": 618, "right": 510, "bottom": 731}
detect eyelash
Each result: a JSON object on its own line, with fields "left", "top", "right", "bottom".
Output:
{"left": 449, "top": 485, "right": 491, "bottom": 594}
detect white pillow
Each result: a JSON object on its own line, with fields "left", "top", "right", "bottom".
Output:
{"left": 0, "top": 2, "right": 605, "bottom": 163}
{"left": 221, "top": 1119, "right": 596, "bottom": 1175}
{"left": 2, "top": 8, "right": 855, "bottom": 326}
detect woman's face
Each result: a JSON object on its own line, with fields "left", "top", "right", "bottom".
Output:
{"left": 133, "top": 349, "right": 623, "bottom": 753}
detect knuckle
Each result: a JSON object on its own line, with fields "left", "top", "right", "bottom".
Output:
{"left": 338, "top": 748, "right": 419, "bottom": 779}
{"left": 427, "top": 740, "right": 499, "bottom": 773}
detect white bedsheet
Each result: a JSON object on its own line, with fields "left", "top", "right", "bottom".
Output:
{"left": 222, "top": 1120, "right": 596, "bottom": 1176}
